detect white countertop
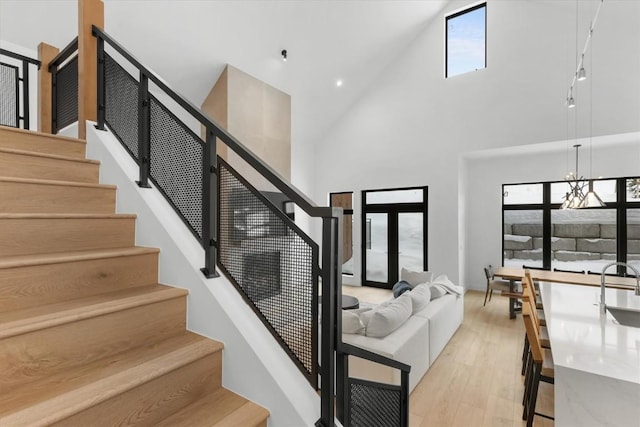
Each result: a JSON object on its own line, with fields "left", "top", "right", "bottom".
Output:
{"left": 539, "top": 281, "right": 640, "bottom": 385}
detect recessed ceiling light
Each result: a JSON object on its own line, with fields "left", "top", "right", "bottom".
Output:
{"left": 336, "top": 79, "right": 343, "bottom": 87}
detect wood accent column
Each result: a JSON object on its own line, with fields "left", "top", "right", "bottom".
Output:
{"left": 37, "top": 43, "right": 59, "bottom": 134}
{"left": 201, "top": 65, "right": 291, "bottom": 189}
{"left": 77, "top": 0, "right": 104, "bottom": 139}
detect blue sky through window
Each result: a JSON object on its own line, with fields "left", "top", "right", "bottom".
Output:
{"left": 447, "top": 4, "right": 486, "bottom": 77}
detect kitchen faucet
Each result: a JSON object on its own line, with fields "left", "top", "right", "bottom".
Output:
{"left": 600, "top": 262, "right": 640, "bottom": 314}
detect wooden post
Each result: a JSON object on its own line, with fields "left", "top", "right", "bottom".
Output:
{"left": 37, "top": 43, "right": 59, "bottom": 134}
{"left": 77, "top": 0, "right": 104, "bottom": 139}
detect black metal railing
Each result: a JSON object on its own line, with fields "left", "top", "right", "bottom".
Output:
{"left": 217, "top": 158, "right": 319, "bottom": 385}
{"left": 49, "top": 37, "right": 78, "bottom": 133}
{"left": 91, "top": 25, "right": 408, "bottom": 427}
{"left": 0, "top": 49, "right": 40, "bottom": 129}
{"left": 337, "top": 343, "right": 410, "bottom": 427}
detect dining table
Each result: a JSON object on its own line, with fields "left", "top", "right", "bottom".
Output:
{"left": 493, "top": 266, "right": 639, "bottom": 319}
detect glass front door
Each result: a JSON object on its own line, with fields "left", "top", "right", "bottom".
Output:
{"left": 362, "top": 187, "right": 428, "bottom": 288}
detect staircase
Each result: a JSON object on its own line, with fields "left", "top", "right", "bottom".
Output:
{"left": 0, "top": 126, "right": 269, "bottom": 426}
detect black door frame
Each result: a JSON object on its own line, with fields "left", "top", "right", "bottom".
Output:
{"left": 361, "top": 186, "right": 428, "bottom": 289}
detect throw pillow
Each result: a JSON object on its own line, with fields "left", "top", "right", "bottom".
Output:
{"left": 400, "top": 267, "right": 433, "bottom": 288}
{"left": 365, "top": 293, "right": 412, "bottom": 338}
{"left": 429, "top": 283, "right": 448, "bottom": 300}
{"left": 392, "top": 280, "right": 413, "bottom": 298}
{"left": 409, "top": 284, "right": 431, "bottom": 312}
{"left": 342, "top": 310, "right": 365, "bottom": 335}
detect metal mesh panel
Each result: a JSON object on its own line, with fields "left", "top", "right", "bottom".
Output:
{"left": 349, "top": 379, "right": 402, "bottom": 427}
{"left": 149, "top": 95, "right": 203, "bottom": 238}
{"left": 0, "top": 62, "right": 18, "bottom": 127}
{"left": 104, "top": 52, "right": 139, "bottom": 160}
{"left": 55, "top": 56, "right": 78, "bottom": 130}
{"left": 218, "top": 160, "right": 318, "bottom": 381}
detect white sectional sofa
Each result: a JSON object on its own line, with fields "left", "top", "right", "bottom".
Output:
{"left": 342, "top": 290, "right": 464, "bottom": 393}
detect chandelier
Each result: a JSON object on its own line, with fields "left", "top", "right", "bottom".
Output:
{"left": 561, "top": 144, "right": 605, "bottom": 209}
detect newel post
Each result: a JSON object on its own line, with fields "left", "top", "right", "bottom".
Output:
{"left": 77, "top": 0, "right": 104, "bottom": 139}
{"left": 37, "top": 43, "right": 59, "bottom": 133}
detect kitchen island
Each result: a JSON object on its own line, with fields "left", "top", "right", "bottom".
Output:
{"left": 539, "top": 281, "right": 640, "bottom": 426}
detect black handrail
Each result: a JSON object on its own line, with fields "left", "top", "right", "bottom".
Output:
{"left": 48, "top": 36, "right": 78, "bottom": 71}
{"left": 0, "top": 49, "right": 41, "bottom": 68}
{"left": 339, "top": 343, "right": 411, "bottom": 372}
{"left": 92, "top": 26, "right": 329, "bottom": 218}
{"left": 90, "top": 26, "right": 380, "bottom": 427}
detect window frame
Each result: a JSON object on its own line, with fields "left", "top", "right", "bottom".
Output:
{"left": 502, "top": 176, "right": 640, "bottom": 276}
{"left": 362, "top": 185, "right": 428, "bottom": 288}
{"left": 445, "top": 2, "right": 487, "bottom": 78}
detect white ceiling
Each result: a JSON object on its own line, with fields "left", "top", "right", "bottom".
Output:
{"left": 0, "top": 0, "right": 448, "bottom": 146}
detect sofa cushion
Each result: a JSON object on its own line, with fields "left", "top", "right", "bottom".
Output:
{"left": 408, "top": 284, "right": 431, "bottom": 312}
{"left": 343, "top": 314, "right": 430, "bottom": 392}
{"left": 364, "top": 293, "right": 412, "bottom": 338}
{"left": 343, "top": 314, "right": 429, "bottom": 359}
{"left": 413, "top": 293, "right": 456, "bottom": 320}
{"left": 392, "top": 280, "right": 413, "bottom": 298}
{"left": 400, "top": 267, "right": 433, "bottom": 288}
{"left": 413, "top": 293, "right": 464, "bottom": 366}
{"left": 342, "top": 310, "right": 365, "bottom": 335}
{"left": 428, "top": 283, "right": 448, "bottom": 300}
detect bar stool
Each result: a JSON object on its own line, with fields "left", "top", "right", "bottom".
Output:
{"left": 522, "top": 303, "right": 554, "bottom": 426}
{"left": 520, "top": 274, "right": 550, "bottom": 378}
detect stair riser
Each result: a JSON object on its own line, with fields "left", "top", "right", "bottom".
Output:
{"left": 0, "top": 151, "right": 98, "bottom": 183}
{"left": 0, "top": 217, "right": 135, "bottom": 257}
{"left": 51, "top": 353, "right": 221, "bottom": 427}
{"left": 0, "top": 296, "right": 187, "bottom": 390}
{"left": 0, "top": 252, "right": 159, "bottom": 311}
{"left": 0, "top": 181, "right": 115, "bottom": 214}
{"left": 0, "top": 128, "right": 86, "bottom": 158}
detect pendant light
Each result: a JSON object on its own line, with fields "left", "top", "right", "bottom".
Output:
{"left": 566, "top": 0, "right": 604, "bottom": 109}
{"left": 578, "top": 22, "right": 605, "bottom": 209}
{"left": 562, "top": 144, "right": 587, "bottom": 209}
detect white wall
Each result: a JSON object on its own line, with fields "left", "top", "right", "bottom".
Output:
{"left": 313, "top": 0, "right": 640, "bottom": 287}
{"left": 462, "top": 132, "right": 640, "bottom": 291}
{"left": 82, "top": 122, "right": 320, "bottom": 426}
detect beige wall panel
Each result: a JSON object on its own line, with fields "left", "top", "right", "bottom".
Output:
{"left": 201, "top": 67, "right": 228, "bottom": 159}
{"left": 200, "top": 64, "right": 291, "bottom": 189}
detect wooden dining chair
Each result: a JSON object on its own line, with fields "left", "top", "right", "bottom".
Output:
{"left": 522, "top": 303, "right": 554, "bottom": 427}
{"left": 483, "top": 265, "right": 511, "bottom": 306}
{"left": 522, "top": 273, "right": 546, "bottom": 327}
{"left": 520, "top": 273, "right": 549, "bottom": 379}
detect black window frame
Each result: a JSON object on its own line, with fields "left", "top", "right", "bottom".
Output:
{"left": 362, "top": 185, "right": 428, "bottom": 288}
{"left": 502, "top": 176, "right": 640, "bottom": 277}
{"left": 445, "top": 2, "right": 487, "bottom": 78}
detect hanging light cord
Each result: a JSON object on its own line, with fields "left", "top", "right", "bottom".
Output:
{"left": 590, "top": 21, "right": 594, "bottom": 180}
{"left": 567, "top": 0, "right": 604, "bottom": 99}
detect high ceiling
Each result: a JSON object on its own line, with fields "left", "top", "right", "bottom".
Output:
{"left": 0, "top": 0, "right": 448, "bottom": 146}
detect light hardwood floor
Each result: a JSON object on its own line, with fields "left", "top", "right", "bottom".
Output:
{"left": 342, "top": 286, "right": 554, "bottom": 427}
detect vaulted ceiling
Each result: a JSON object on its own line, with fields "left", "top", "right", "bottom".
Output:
{"left": 0, "top": 0, "right": 448, "bottom": 146}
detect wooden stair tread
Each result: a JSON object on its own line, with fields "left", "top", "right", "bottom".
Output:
{"left": 0, "top": 246, "right": 158, "bottom": 270}
{"left": 0, "top": 126, "right": 86, "bottom": 159}
{"left": 0, "top": 146, "right": 99, "bottom": 164}
{"left": 156, "top": 388, "right": 269, "bottom": 427}
{"left": 0, "top": 175, "right": 116, "bottom": 190}
{"left": 0, "top": 213, "right": 136, "bottom": 220}
{"left": 0, "top": 332, "right": 223, "bottom": 426}
{"left": 0, "top": 125, "right": 86, "bottom": 145}
{"left": 0, "top": 284, "right": 186, "bottom": 339}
